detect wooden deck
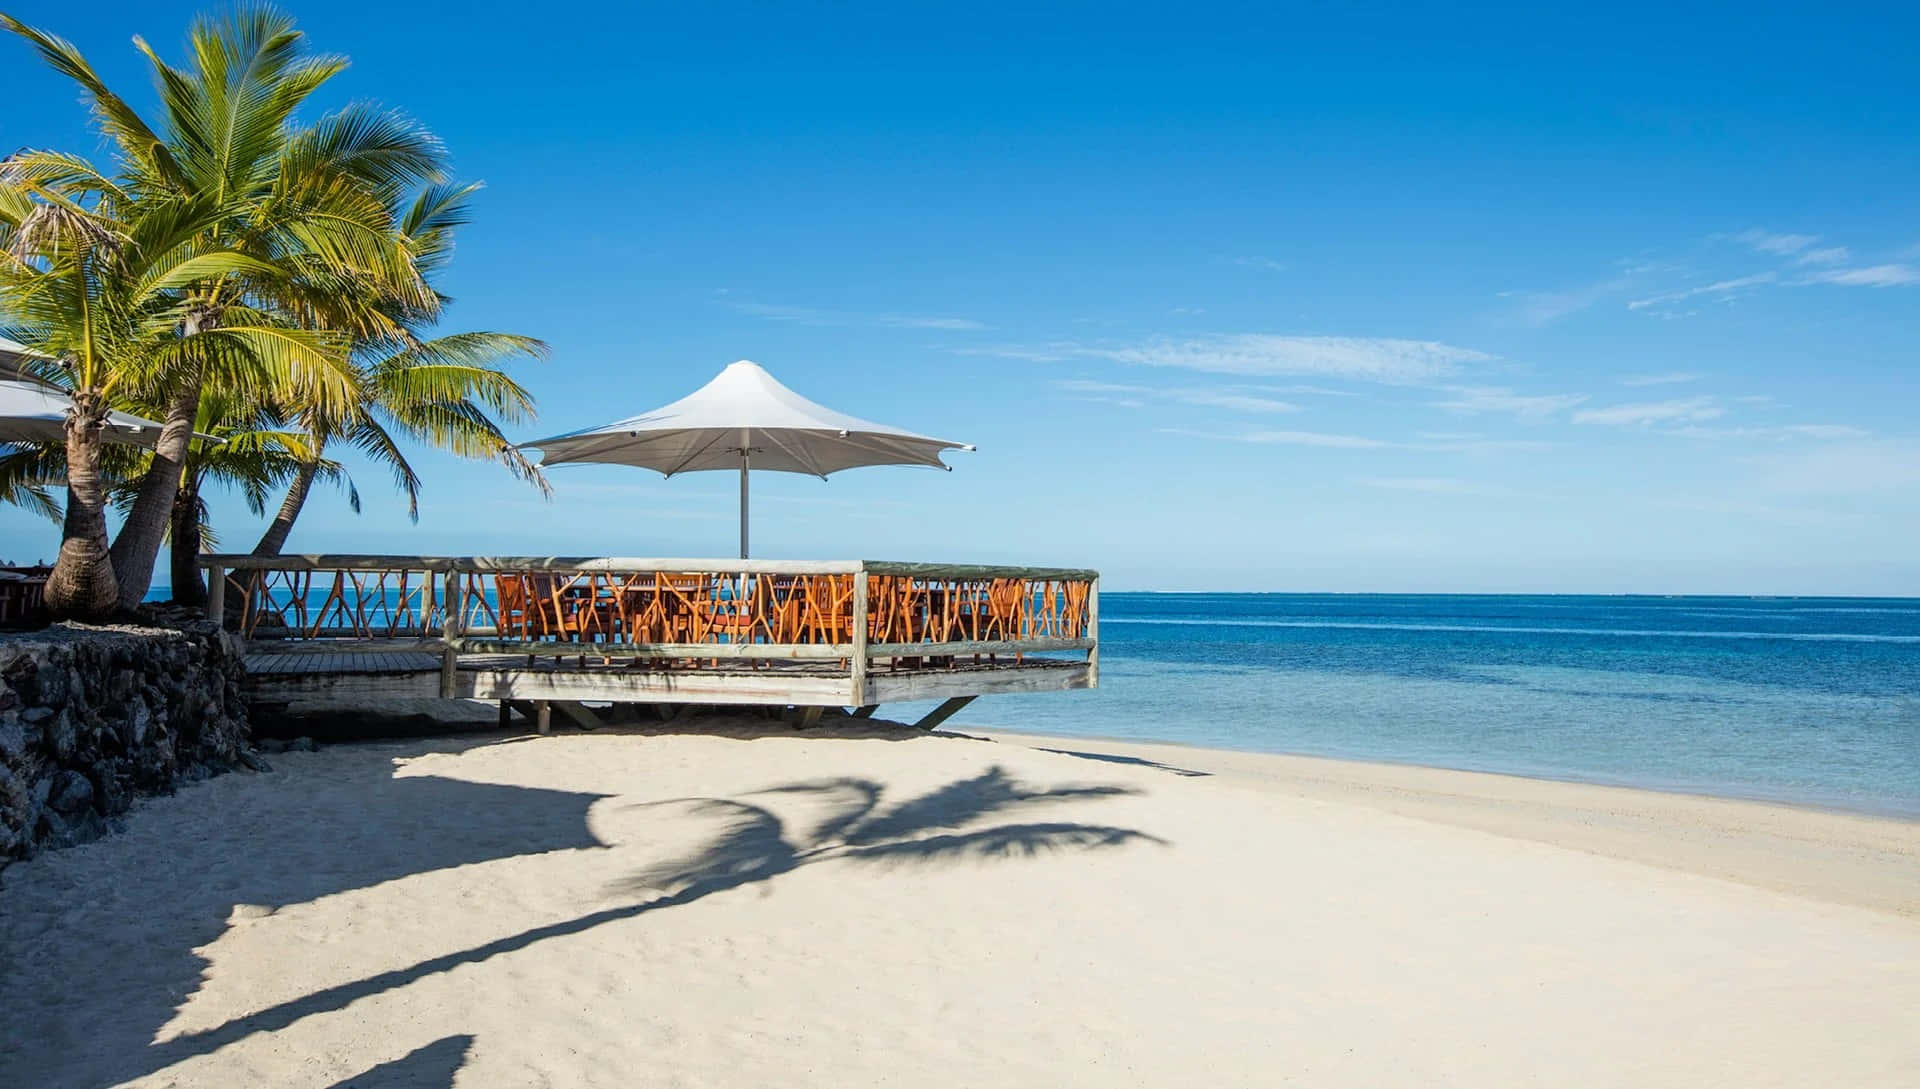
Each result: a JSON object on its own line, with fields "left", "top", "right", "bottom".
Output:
{"left": 242, "top": 641, "right": 1092, "bottom": 722}
{"left": 214, "top": 555, "right": 1099, "bottom": 731}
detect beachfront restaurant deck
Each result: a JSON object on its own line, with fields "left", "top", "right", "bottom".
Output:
{"left": 204, "top": 555, "right": 1098, "bottom": 731}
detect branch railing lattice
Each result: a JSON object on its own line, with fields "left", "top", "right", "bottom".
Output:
{"left": 201, "top": 556, "right": 1098, "bottom": 667}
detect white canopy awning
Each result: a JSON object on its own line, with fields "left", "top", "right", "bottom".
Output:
{"left": 0, "top": 338, "right": 164, "bottom": 447}
{"left": 520, "top": 360, "right": 973, "bottom": 556}
{"left": 521, "top": 359, "right": 972, "bottom": 477}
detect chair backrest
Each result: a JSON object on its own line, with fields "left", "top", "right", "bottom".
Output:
{"left": 494, "top": 574, "right": 532, "bottom": 638}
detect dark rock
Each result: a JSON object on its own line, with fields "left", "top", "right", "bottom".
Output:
{"left": 47, "top": 770, "right": 94, "bottom": 815}
{"left": 89, "top": 762, "right": 128, "bottom": 816}
{"left": 237, "top": 750, "right": 273, "bottom": 773}
{"left": 285, "top": 736, "right": 319, "bottom": 753}
{"left": 127, "top": 700, "right": 153, "bottom": 746}
{"left": 39, "top": 806, "right": 105, "bottom": 848}
{"left": 43, "top": 706, "right": 73, "bottom": 756}
{"left": 257, "top": 737, "right": 288, "bottom": 754}
{"left": 0, "top": 619, "right": 251, "bottom": 859}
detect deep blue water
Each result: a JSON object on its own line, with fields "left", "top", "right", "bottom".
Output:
{"left": 933, "top": 594, "right": 1920, "bottom": 818}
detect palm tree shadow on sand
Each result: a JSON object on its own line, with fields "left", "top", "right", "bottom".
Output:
{"left": 617, "top": 765, "right": 1164, "bottom": 906}
{"left": 324, "top": 1034, "right": 474, "bottom": 1089}
{"left": 72, "top": 762, "right": 1161, "bottom": 1088}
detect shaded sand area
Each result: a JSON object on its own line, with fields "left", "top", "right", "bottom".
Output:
{"left": 2, "top": 718, "right": 1916, "bottom": 1088}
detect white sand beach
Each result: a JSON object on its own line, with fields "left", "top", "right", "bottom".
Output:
{"left": 3, "top": 718, "right": 1916, "bottom": 1088}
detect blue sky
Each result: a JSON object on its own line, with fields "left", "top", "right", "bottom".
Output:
{"left": 2, "top": 1, "right": 1916, "bottom": 593}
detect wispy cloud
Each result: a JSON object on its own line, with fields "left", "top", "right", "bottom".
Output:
{"left": 955, "top": 343, "right": 1073, "bottom": 362}
{"left": 1619, "top": 371, "right": 1703, "bottom": 387}
{"left": 1628, "top": 274, "right": 1775, "bottom": 312}
{"left": 1663, "top": 423, "right": 1872, "bottom": 441}
{"left": 1727, "top": 229, "right": 1820, "bottom": 257}
{"left": 1231, "top": 256, "right": 1288, "bottom": 272}
{"left": 1054, "top": 379, "right": 1301, "bottom": 414}
{"left": 1249, "top": 383, "right": 1363, "bottom": 397}
{"left": 1353, "top": 476, "right": 1528, "bottom": 497}
{"left": 1431, "top": 385, "right": 1587, "bottom": 420}
{"left": 1164, "top": 427, "right": 1389, "bottom": 448}
{"left": 1172, "top": 390, "right": 1304, "bottom": 414}
{"left": 971, "top": 334, "right": 1493, "bottom": 384}
{"left": 1166, "top": 429, "right": 1551, "bottom": 454}
{"left": 1610, "top": 230, "right": 1919, "bottom": 320}
{"left": 728, "top": 301, "right": 990, "bottom": 331}
{"left": 1795, "top": 246, "right": 1850, "bottom": 266}
{"left": 1573, "top": 396, "right": 1724, "bottom": 426}
{"left": 1496, "top": 276, "right": 1634, "bottom": 327}
{"left": 1803, "top": 264, "right": 1920, "bottom": 287}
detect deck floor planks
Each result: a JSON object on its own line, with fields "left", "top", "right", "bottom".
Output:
{"left": 239, "top": 641, "right": 1088, "bottom": 706}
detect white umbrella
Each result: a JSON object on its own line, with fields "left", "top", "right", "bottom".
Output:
{"left": 0, "top": 338, "right": 164, "bottom": 446}
{"left": 521, "top": 359, "right": 973, "bottom": 557}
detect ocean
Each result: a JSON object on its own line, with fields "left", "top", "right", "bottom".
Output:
{"left": 941, "top": 593, "right": 1920, "bottom": 818}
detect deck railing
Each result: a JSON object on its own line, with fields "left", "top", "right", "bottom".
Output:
{"left": 200, "top": 556, "right": 1098, "bottom": 682}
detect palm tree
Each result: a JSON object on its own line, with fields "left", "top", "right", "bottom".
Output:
{"left": 3, "top": 7, "right": 443, "bottom": 612}
{"left": 253, "top": 184, "right": 548, "bottom": 555}
{"left": 0, "top": 160, "right": 290, "bottom": 617}
{"left": 150, "top": 387, "right": 344, "bottom": 607}
{"left": 0, "top": 388, "right": 356, "bottom": 607}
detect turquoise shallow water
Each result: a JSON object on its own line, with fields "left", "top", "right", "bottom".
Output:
{"left": 935, "top": 594, "right": 1920, "bottom": 818}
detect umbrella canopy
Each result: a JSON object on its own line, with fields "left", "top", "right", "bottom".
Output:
{"left": 0, "top": 337, "right": 165, "bottom": 446}
{"left": 521, "top": 359, "right": 973, "bottom": 556}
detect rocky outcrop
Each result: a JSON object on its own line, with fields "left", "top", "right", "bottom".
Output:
{"left": 0, "top": 618, "right": 252, "bottom": 861}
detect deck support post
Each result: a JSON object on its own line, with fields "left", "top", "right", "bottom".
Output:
{"left": 554, "top": 701, "right": 604, "bottom": 731}
{"left": 439, "top": 570, "right": 463, "bottom": 699}
{"left": 498, "top": 700, "right": 512, "bottom": 729}
{"left": 850, "top": 704, "right": 877, "bottom": 719}
{"left": 1087, "top": 576, "right": 1100, "bottom": 687}
{"left": 913, "top": 695, "right": 974, "bottom": 731}
{"left": 797, "top": 705, "right": 825, "bottom": 729}
{"left": 205, "top": 564, "right": 225, "bottom": 629}
{"left": 535, "top": 700, "right": 552, "bottom": 736}
{"left": 849, "top": 567, "right": 869, "bottom": 708}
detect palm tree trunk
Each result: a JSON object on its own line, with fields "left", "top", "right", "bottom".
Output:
{"left": 252, "top": 441, "right": 324, "bottom": 556}
{"left": 168, "top": 478, "right": 206, "bottom": 608}
{"left": 109, "top": 313, "right": 207, "bottom": 611}
{"left": 44, "top": 390, "right": 120, "bottom": 621}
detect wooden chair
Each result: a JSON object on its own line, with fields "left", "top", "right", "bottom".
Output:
{"left": 979, "top": 578, "right": 1031, "bottom": 663}
{"left": 1061, "top": 580, "right": 1092, "bottom": 639}
{"left": 495, "top": 573, "right": 544, "bottom": 641}
{"left": 757, "top": 574, "right": 808, "bottom": 644}
{"left": 801, "top": 574, "right": 855, "bottom": 644}
{"left": 869, "top": 576, "right": 932, "bottom": 669}
{"left": 696, "top": 573, "right": 762, "bottom": 666}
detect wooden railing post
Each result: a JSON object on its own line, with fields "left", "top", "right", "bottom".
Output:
{"left": 205, "top": 563, "right": 225, "bottom": 630}
{"left": 1087, "top": 576, "right": 1100, "bottom": 687}
{"left": 850, "top": 567, "right": 870, "bottom": 707}
{"left": 440, "top": 567, "right": 462, "bottom": 698}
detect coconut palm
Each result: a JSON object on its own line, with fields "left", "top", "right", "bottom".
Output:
{"left": 0, "top": 392, "right": 356, "bottom": 607}
{"left": 151, "top": 387, "right": 347, "bottom": 607}
{"left": 253, "top": 183, "right": 547, "bottom": 555}
{"left": 0, "top": 158, "right": 328, "bottom": 617}
{"left": 3, "top": 6, "right": 443, "bottom": 612}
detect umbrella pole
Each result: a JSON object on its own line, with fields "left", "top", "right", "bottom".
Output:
{"left": 738, "top": 448, "right": 749, "bottom": 560}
